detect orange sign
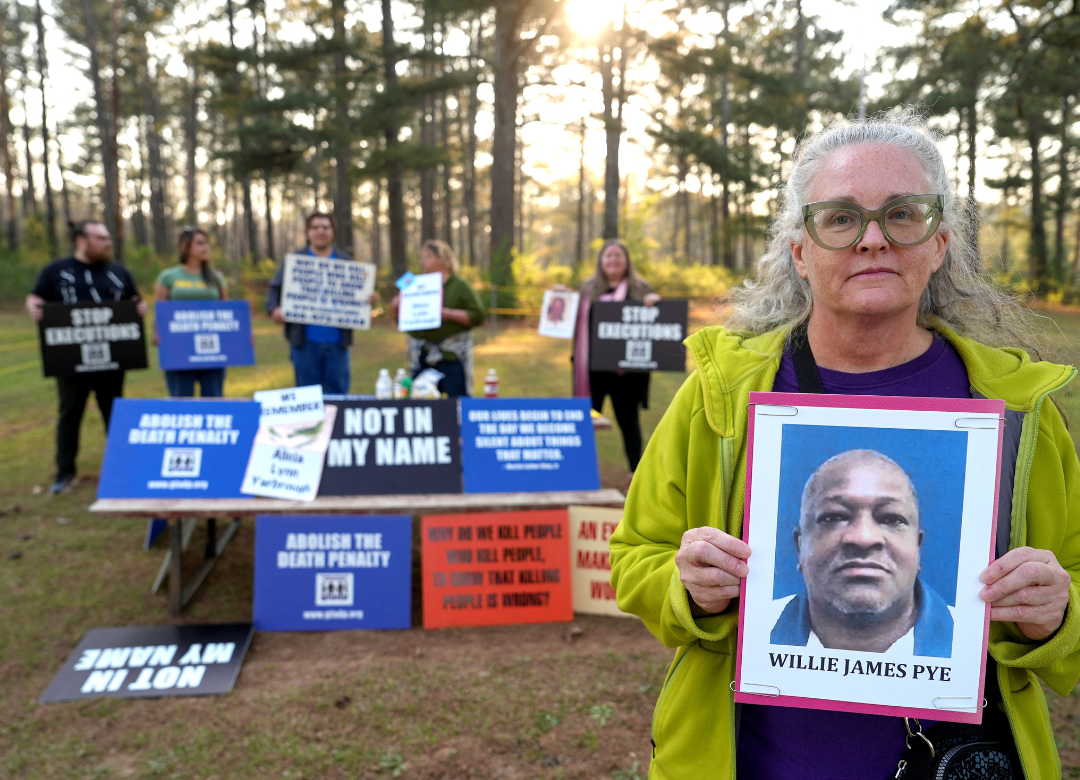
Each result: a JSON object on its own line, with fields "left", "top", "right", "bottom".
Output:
{"left": 421, "top": 510, "right": 574, "bottom": 629}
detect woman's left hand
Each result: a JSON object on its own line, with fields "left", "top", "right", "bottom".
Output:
{"left": 643, "top": 292, "right": 661, "bottom": 306}
{"left": 980, "top": 546, "right": 1072, "bottom": 640}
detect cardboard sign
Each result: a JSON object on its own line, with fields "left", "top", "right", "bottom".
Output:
{"left": 569, "top": 506, "right": 633, "bottom": 618}
{"left": 735, "top": 393, "right": 1005, "bottom": 724}
{"left": 460, "top": 398, "right": 600, "bottom": 494}
{"left": 40, "top": 623, "right": 254, "bottom": 702}
{"left": 243, "top": 386, "right": 334, "bottom": 501}
{"left": 421, "top": 510, "right": 573, "bottom": 629}
{"left": 254, "top": 515, "right": 412, "bottom": 631}
{"left": 589, "top": 299, "right": 688, "bottom": 372}
{"left": 39, "top": 301, "right": 147, "bottom": 377}
{"left": 281, "top": 253, "right": 376, "bottom": 330}
{"left": 155, "top": 300, "right": 255, "bottom": 370}
{"left": 538, "top": 290, "right": 580, "bottom": 339}
{"left": 320, "top": 399, "right": 462, "bottom": 496}
{"left": 97, "top": 399, "right": 261, "bottom": 498}
{"left": 398, "top": 272, "right": 443, "bottom": 331}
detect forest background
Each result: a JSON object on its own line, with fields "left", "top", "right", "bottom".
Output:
{"left": 0, "top": 0, "right": 1077, "bottom": 309}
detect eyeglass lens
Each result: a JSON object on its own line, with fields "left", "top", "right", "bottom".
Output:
{"left": 812, "top": 202, "right": 937, "bottom": 248}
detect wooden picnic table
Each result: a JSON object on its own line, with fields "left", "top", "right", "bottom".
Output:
{"left": 90, "top": 489, "right": 626, "bottom": 617}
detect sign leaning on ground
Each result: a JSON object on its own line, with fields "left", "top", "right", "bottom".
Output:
{"left": 254, "top": 514, "right": 412, "bottom": 631}
{"left": 97, "top": 398, "right": 261, "bottom": 498}
{"left": 588, "top": 299, "right": 689, "bottom": 373}
{"left": 319, "top": 398, "right": 462, "bottom": 496}
{"left": 40, "top": 623, "right": 255, "bottom": 702}
{"left": 459, "top": 398, "right": 599, "bottom": 494}
{"left": 568, "top": 506, "right": 634, "bottom": 618}
{"left": 280, "top": 253, "right": 376, "bottom": 331}
{"left": 39, "top": 301, "right": 147, "bottom": 377}
{"left": 421, "top": 510, "right": 573, "bottom": 629}
{"left": 155, "top": 300, "right": 255, "bottom": 371}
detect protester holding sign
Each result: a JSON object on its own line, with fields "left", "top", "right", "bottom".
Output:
{"left": 562, "top": 240, "right": 659, "bottom": 480}
{"left": 267, "top": 213, "right": 375, "bottom": 394}
{"left": 25, "top": 220, "right": 148, "bottom": 495}
{"left": 610, "top": 115, "right": 1079, "bottom": 779}
{"left": 154, "top": 227, "right": 229, "bottom": 398}
{"left": 391, "top": 240, "right": 485, "bottom": 397}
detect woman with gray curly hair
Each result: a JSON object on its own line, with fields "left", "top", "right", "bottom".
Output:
{"left": 609, "top": 111, "right": 1080, "bottom": 779}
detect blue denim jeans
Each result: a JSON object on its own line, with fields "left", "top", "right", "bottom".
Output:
{"left": 291, "top": 342, "right": 351, "bottom": 394}
{"left": 164, "top": 368, "right": 226, "bottom": 398}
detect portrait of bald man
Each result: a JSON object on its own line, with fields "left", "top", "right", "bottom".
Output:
{"left": 770, "top": 449, "right": 954, "bottom": 657}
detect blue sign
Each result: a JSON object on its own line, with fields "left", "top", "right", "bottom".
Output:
{"left": 97, "top": 399, "right": 261, "bottom": 498}
{"left": 155, "top": 300, "right": 255, "bottom": 371}
{"left": 253, "top": 515, "right": 413, "bottom": 631}
{"left": 460, "top": 398, "right": 600, "bottom": 493}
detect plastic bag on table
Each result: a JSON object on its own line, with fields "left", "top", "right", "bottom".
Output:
{"left": 410, "top": 368, "right": 445, "bottom": 399}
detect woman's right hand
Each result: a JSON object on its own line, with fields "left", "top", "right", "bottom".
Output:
{"left": 674, "top": 527, "right": 751, "bottom": 616}
{"left": 271, "top": 307, "right": 285, "bottom": 324}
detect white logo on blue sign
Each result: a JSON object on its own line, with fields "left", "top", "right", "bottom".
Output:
{"left": 161, "top": 448, "right": 203, "bottom": 478}
{"left": 316, "top": 572, "right": 354, "bottom": 606}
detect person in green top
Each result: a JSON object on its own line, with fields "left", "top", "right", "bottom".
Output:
{"left": 154, "top": 226, "right": 229, "bottom": 397}
{"left": 392, "top": 239, "right": 486, "bottom": 397}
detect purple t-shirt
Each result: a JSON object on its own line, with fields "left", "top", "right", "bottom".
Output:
{"left": 735, "top": 335, "right": 970, "bottom": 780}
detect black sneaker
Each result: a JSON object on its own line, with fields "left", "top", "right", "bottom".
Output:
{"left": 48, "top": 475, "right": 77, "bottom": 495}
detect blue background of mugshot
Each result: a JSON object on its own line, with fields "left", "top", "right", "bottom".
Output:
{"left": 770, "top": 424, "right": 968, "bottom": 606}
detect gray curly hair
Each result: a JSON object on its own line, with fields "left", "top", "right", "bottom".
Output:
{"left": 726, "top": 109, "right": 1040, "bottom": 353}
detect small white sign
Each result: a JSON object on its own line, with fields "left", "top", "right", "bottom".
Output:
{"left": 253, "top": 385, "right": 324, "bottom": 427}
{"left": 241, "top": 405, "right": 338, "bottom": 502}
{"left": 538, "top": 290, "right": 580, "bottom": 340}
{"left": 281, "top": 253, "right": 376, "bottom": 331}
{"left": 397, "top": 272, "right": 443, "bottom": 332}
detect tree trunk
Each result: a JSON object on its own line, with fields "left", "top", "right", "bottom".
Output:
{"left": 489, "top": 0, "right": 523, "bottom": 301}
{"left": 576, "top": 118, "right": 586, "bottom": 265}
{"left": 13, "top": 38, "right": 37, "bottom": 217}
{"left": 57, "top": 131, "right": 72, "bottom": 228}
{"left": 371, "top": 180, "right": 382, "bottom": 267}
{"left": 132, "top": 122, "right": 148, "bottom": 247}
{"left": 439, "top": 60, "right": 452, "bottom": 245}
{"left": 264, "top": 176, "right": 275, "bottom": 259}
{"left": 0, "top": 9, "right": 19, "bottom": 249}
{"left": 34, "top": 0, "right": 56, "bottom": 254}
{"left": 184, "top": 58, "right": 199, "bottom": 224}
{"left": 679, "top": 155, "right": 690, "bottom": 261}
{"left": 1054, "top": 95, "right": 1071, "bottom": 278}
{"left": 140, "top": 45, "right": 169, "bottom": 255}
{"left": 419, "top": 17, "right": 436, "bottom": 242}
{"left": 331, "top": 0, "right": 354, "bottom": 256}
{"left": 109, "top": 0, "right": 123, "bottom": 260}
{"left": 1023, "top": 107, "right": 1048, "bottom": 282}
{"left": 79, "top": 0, "right": 121, "bottom": 258}
{"left": 965, "top": 100, "right": 978, "bottom": 252}
{"left": 463, "top": 21, "right": 480, "bottom": 265}
{"left": 382, "top": 0, "right": 406, "bottom": 278}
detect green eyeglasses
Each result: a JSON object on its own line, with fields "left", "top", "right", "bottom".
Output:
{"left": 801, "top": 194, "right": 944, "bottom": 251}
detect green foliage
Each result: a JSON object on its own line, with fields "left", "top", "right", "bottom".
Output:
{"left": 378, "top": 748, "right": 407, "bottom": 776}
{"left": 588, "top": 703, "right": 614, "bottom": 727}
{"left": 534, "top": 709, "right": 563, "bottom": 734}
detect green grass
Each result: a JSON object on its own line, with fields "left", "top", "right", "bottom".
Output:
{"left": 5, "top": 305, "right": 1080, "bottom": 778}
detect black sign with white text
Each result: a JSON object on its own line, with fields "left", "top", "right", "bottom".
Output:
{"left": 40, "top": 623, "right": 254, "bottom": 702}
{"left": 318, "top": 398, "right": 462, "bottom": 495}
{"left": 39, "top": 301, "right": 148, "bottom": 377}
{"left": 589, "top": 299, "right": 688, "bottom": 373}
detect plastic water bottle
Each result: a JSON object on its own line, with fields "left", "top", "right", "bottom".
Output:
{"left": 393, "top": 368, "right": 408, "bottom": 399}
{"left": 484, "top": 369, "right": 500, "bottom": 398}
{"left": 375, "top": 368, "right": 393, "bottom": 400}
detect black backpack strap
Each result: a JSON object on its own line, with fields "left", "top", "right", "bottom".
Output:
{"left": 790, "top": 326, "right": 826, "bottom": 395}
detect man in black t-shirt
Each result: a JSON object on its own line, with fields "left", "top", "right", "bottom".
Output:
{"left": 26, "top": 220, "right": 148, "bottom": 495}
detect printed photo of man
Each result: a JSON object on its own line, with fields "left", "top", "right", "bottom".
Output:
{"left": 770, "top": 449, "right": 954, "bottom": 657}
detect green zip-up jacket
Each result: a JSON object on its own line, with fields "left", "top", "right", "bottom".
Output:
{"left": 610, "top": 324, "right": 1080, "bottom": 779}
